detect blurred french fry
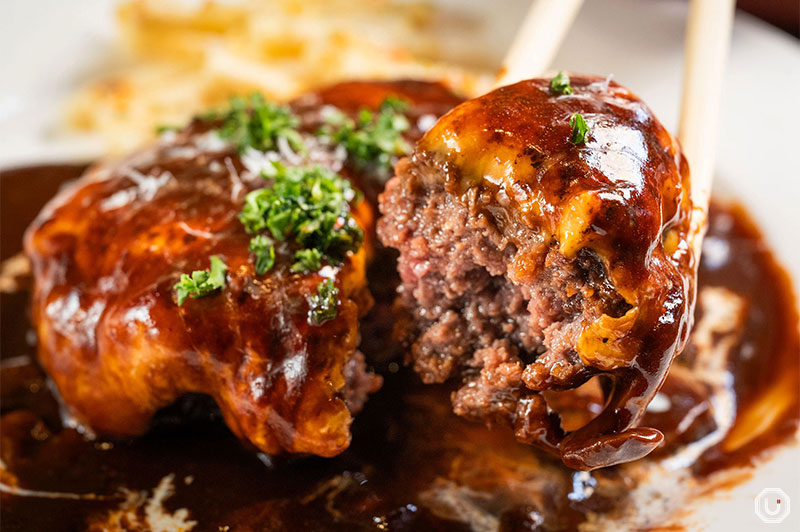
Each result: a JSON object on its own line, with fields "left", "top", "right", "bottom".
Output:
{"left": 65, "top": 0, "right": 492, "bottom": 155}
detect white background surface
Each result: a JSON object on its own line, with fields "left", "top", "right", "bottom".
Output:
{"left": 1, "top": 0, "right": 798, "bottom": 530}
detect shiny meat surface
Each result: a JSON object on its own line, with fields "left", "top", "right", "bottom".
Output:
{"left": 23, "top": 80, "right": 460, "bottom": 457}
{"left": 379, "top": 76, "right": 695, "bottom": 469}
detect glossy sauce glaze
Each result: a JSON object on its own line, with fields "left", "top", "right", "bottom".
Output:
{"left": 381, "top": 76, "right": 694, "bottom": 469}
{"left": 18, "top": 81, "right": 461, "bottom": 460}
{"left": 1, "top": 159, "right": 798, "bottom": 531}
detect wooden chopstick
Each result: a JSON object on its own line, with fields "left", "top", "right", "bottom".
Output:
{"left": 494, "top": 0, "right": 585, "bottom": 88}
{"left": 678, "top": 0, "right": 737, "bottom": 257}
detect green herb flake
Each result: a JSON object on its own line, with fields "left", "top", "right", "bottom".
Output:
{"left": 174, "top": 255, "right": 228, "bottom": 305}
{"left": 380, "top": 95, "right": 410, "bottom": 113}
{"left": 549, "top": 71, "right": 573, "bottom": 95}
{"left": 204, "top": 93, "right": 305, "bottom": 154}
{"left": 248, "top": 234, "right": 275, "bottom": 275}
{"left": 155, "top": 124, "right": 181, "bottom": 135}
{"left": 319, "top": 96, "right": 411, "bottom": 170}
{"left": 292, "top": 248, "right": 322, "bottom": 273}
{"left": 239, "top": 162, "right": 363, "bottom": 274}
{"left": 569, "top": 113, "right": 589, "bottom": 145}
{"left": 307, "top": 278, "right": 339, "bottom": 325}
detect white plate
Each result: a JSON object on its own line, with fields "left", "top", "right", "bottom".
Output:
{"left": 1, "top": 0, "right": 798, "bottom": 530}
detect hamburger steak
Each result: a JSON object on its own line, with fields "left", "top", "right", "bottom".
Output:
{"left": 378, "top": 75, "right": 696, "bottom": 469}
{"left": 24, "top": 80, "right": 460, "bottom": 458}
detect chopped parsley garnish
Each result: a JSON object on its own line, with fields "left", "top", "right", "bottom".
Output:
{"left": 549, "top": 71, "right": 573, "bottom": 95}
{"left": 206, "top": 93, "right": 304, "bottom": 154}
{"left": 239, "top": 162, "right": 363, "bottom": 274}
{"left": 292, "top": 248, "right": 322, "bottom": 273}
{"left": 319, "top": 96, "right": 411, "bottom": 170}
{"left": 174, "top": 255, "right": 228, "bottom": 305}
{"left": 155, "top": 124, "right": 181, "bottom": 135}
{"left": 307, "top": 279, "right": 339, "bottom": 325}
{"left": 379, "top": 95, "right": 410, "bottom": 114}
{"left": 248, "top": 234, "right": 275, "bottom": 275}
{"left": 569, "top": 113, "right": 589, "bottom": 145}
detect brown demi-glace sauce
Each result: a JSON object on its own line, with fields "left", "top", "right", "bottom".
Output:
{"left": 1, "top": 164, "right": 798, "bottom": 531}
